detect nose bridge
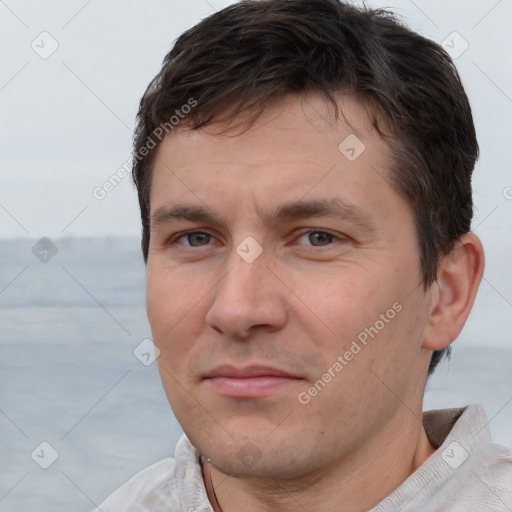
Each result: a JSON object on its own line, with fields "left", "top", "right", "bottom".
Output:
{"left": 218, "top": 244, "right": 271, "bottom": 305}
{"left": 205, "top": 243, "right": 287, "bottom": 337}
{"left": 216, "top": 228, "right": 266, "bottom": 288}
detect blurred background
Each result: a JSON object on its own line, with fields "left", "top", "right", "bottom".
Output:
{"left": 1, "top": 0, "right": 511, "bottom": 510}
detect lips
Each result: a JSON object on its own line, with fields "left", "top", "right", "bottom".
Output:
{"left": 205, "top": 365, "right": 296, "bottom": 379}
{"left": 204, "top": 365, "right": 301, "bottom": 398}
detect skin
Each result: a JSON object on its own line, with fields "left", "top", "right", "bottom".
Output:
{"left": 146, "top": 91, "right": 484, "bottom": 512}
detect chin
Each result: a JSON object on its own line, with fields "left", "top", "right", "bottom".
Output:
{"left": 189, "top": 425, "right": 313, "bottom": 479}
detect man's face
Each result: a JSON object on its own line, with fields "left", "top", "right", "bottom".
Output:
{"left": 146, "top": 93, "right": 435, "bottom": 479}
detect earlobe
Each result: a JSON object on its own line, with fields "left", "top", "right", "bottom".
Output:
{"left": 423, "top": 233, "right": 485, "bottom": 351}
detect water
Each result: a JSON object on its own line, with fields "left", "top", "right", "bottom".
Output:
{"left": 1, "top": 237, "right": 511, "bottom": 511}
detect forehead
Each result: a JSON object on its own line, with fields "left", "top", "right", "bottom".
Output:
{"left": 154, "top": 92, "right": 384, "bottom": 173}
{"left": 149, "top": 92, "right": 405, "bottom": 229}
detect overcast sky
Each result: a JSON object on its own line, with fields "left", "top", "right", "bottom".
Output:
{"left": 1, "top": 0, "right": 511, "bottom": 241}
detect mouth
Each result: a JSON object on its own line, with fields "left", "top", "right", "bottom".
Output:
{"left": 203, "top": 365, "right": 303, "bottom": 398}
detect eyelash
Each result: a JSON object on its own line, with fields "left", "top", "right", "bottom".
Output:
{"left": 170, "top": 229, "right": 344, "bottom": 248}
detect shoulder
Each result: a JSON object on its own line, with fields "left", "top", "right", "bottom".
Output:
{"left": 96, "top": 457, "right": 177, "bottom": 511}
{"left": 373, "top": 404, "right": 512, "bottom": 512}
{"left": 426, "top": 403, "right": 512, "bottom": 510}
{"left": 96, "top": 434, "right": 212, "bottom": 512}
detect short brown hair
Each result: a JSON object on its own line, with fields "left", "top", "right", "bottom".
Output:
{"left": 132, "top": 0, "right": 478, "bottom": 375}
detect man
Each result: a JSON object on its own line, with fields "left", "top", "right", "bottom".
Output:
{"left": 98, "top": 0, "right": 512, "bottom": 510}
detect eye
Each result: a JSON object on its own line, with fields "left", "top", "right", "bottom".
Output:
{"left": 296, "top": 230, "right": 340, "bottom": 247}
{"left": 170, "top": 229, "right": 343, "bottom": 249}
{"left": 174, "top": 231, "right": 213, "bottom": 247}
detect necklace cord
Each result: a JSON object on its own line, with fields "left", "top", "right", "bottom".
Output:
{"left": 201, "top": 457, "right": 224, "bottom": 512}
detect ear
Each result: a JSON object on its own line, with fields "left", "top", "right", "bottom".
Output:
{"left": 423, "top": 233, "right": 485, "bottom": 351}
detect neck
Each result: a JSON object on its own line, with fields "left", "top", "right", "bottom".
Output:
{"left": 205, "top": 416, "right": 437, "bottom": 512}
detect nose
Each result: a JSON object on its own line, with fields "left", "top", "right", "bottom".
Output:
{"left": 205, "top": 248, "right": 288, "bottom": 340}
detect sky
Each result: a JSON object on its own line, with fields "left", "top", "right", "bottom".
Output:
{"left": 0, "top": 0, "right": 511, "bottom": 241}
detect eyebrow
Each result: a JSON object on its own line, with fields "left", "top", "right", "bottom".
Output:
{"left": 150, "top": 198, "right": 376, "bottom": 232}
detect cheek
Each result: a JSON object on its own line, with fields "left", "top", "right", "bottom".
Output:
{"left": 300, "top": 266, "right": 419, "bottom": 395}
{"left": 145, "top": 264, "right": 204, "bottom": 350}
{"left": 147, "top": 259, "right": 193, "bottom": 319}
{"left": 146, "top": 268, "right": 205, "bottom": 410}
{"left": 301, "top": 270, "right": 389, "bottom": 347}
{"left": 145, "top": 267, "right": 172, "bottom": 335}
{"left": 145, "top": 263, "right": 227, "bottom": 401}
